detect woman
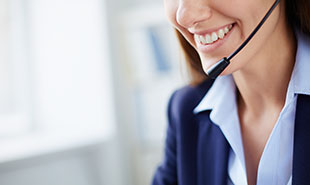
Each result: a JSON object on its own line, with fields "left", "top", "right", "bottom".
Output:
{"left": 153, "top": 0, "right": 310, "bottom": 184}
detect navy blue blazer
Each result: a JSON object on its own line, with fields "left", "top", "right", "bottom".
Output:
{"left": 152, "top": 79, "right": 310, "bottom": 185}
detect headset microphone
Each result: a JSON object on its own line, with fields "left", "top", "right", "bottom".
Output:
{"left": 206, "top": 0, "right": 281, "bottom": 79}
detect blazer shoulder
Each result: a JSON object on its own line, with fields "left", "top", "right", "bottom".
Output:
{"left": 169, "top": 79, "right": 214, "bottom": 117}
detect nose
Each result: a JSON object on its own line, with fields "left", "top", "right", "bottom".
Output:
{"left": 176, "top": 0, "right": 212, "bottom": 29}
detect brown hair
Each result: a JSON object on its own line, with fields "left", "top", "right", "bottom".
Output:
{"left": 176, "top": 0, "right": 310, "bottom": 85}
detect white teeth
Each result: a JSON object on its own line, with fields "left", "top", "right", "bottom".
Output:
{"left": 199, "top": 35, "right": 207, "bottom": 44}
{"left": 218, "top": 29, "right": 225, "bottom": 39}
{"left": 205, "top": 34, "right": 212, "bottom": 44}
{"left": 211, "top": 32, "right": 218, "bottom": 42}
{"left": 195, "top": 24, "right": 233, "bottom": 45}
{"left": 224, "top": 27, "right": 229, "bottom": 34}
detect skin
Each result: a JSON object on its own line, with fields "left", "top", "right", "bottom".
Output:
{"left": 164, "top": 0, "right": 297, "bottom": 184}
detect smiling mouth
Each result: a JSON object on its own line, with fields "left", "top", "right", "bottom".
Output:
{"left": 194, "top": 23, "right": 234, "bottom": 45}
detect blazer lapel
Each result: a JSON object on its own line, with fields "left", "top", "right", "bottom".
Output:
{"left": 292, "top": 94, "right": 310, "bottom": 184}
{"left": 196, "top": 111, "right": 230, "bottom": 185}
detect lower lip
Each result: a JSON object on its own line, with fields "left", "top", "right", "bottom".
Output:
{"left": 196, "top": 24, "right": 235, "bottom": 53}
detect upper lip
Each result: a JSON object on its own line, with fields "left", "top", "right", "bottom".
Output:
{"left": 190, "top": 23, "right": 234, "bottom": 36}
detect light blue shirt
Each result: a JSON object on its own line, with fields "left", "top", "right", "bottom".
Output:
{"left": 193, "top": 30, "right": 310, "bottom": 185}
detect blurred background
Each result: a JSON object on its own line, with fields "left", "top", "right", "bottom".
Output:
{"left": 0, "top": 0, "right": 188, "bottom": 184}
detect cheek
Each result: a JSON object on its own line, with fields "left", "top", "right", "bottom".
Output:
{"left": 213, "top": 0, "right": 267, "bottom": 38}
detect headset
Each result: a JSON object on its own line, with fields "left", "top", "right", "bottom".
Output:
{"left": 206, "top": 0, "right": 281, "bottom": 79}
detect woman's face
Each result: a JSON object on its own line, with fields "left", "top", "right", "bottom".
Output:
{"left": 164, "top": 0, "right": 284, "bottom": 76}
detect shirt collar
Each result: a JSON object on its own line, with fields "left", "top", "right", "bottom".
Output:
{"left": 193, "top": 30, "right": 310, "bottom": 117}
{"left": 193, "top": 74, "right": 238, "bottom": 126}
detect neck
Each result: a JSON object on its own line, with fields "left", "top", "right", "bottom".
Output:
{"left": 233, "top": 21, "right": 297, "bottom": 116}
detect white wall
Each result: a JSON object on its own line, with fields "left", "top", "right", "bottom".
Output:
{"left": 0, "top": 0, "right": 126, "bottom": 184}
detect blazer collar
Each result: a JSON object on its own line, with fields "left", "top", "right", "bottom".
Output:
{"left": 195, "top": 111, "right": 230, "bottom": 185}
